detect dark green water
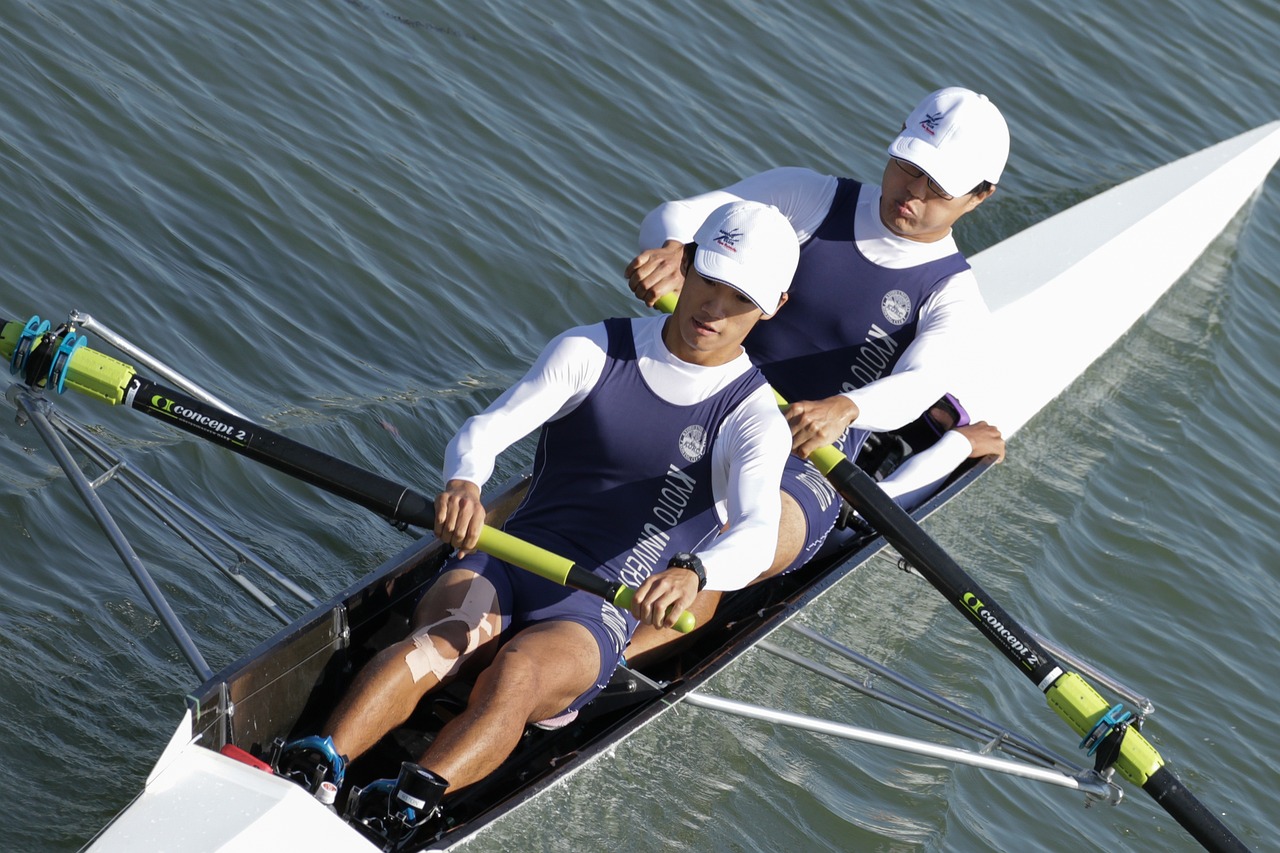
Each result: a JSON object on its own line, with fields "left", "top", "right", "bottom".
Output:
{"left": 0, "top": 2, "right": 1277, "bottom": 850}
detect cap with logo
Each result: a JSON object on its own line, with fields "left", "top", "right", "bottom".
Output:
{"left": 692, "top": 201, "right": 799, "bottom": 317}
{"left": 887, "top": 87, "right": 1010, "bottom": 199}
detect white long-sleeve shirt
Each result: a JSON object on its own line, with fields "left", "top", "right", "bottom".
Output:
{"left": 638, "top": 167, "right": 993, "bottom": 506}
{"left": 639, "top": 167, "right": 991, "bottom": 429}
{"left": 444, "top": 316, "right": 791, "bottom": 591}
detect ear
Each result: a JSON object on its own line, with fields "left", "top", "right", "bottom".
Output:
{"left": 964, "top": 184, "right": 996, "bottom": 212}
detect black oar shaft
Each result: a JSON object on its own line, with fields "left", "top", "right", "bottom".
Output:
{"left": 126, "top": 376, "right": 434, "bottom": 528}
{"left": 1145, "top": 767, "right": 1250, "bottom": 853}
{"left": 647, "top": 296, "right": 1247, "bottom": 849}
{"left": 123, "top": 377, "right": 694, "bottom": 630}
{"left": 826, "top": 457, "right": 1062, "bottom": 686}
{"left": 0, "top": 321, "right": 697, "bottom": 632}
{"left": 824, "top": 453, "right": 1250, "bottom": 852}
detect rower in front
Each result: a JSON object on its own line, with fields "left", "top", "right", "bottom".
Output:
{"left": 276, "top": 201, "right": 799, "bottom": 849}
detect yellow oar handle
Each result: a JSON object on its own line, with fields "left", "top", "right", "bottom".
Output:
{"left": 653, "top": 292, "right": 680, "bottom": 315}
{"left": 475, "top": 526, "right": 696, "bottom": 633}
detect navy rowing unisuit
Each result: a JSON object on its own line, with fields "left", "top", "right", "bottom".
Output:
{"left": 744, "top": 179, "right": 970, "bottom": 457}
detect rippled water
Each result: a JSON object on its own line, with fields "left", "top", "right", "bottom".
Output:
{"left": 1, "top": 2, "right": 1278, "bottom": 850}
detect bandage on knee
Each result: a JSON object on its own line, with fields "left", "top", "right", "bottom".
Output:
{"left": 404, "top": 576, "right": 498, "bottom": 683}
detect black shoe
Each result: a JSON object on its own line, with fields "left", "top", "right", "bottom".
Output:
{"left": 347, "top": 762, "right": 449, "bottom": 851}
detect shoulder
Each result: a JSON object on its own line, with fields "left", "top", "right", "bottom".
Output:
{"left": 724, "top": 168, "right": 839, "bottom": 244}
{"left": 922, "top": 268, "right": 987, "bottom": 312}
{"left": 727, "top": 167, "right": 838, "bottom": 203}
{"left": 530, "top": 320, "right": 613, "bottom": 382}
{"left": 722, "top": 381, "right": 791, "bottom": 446}
{"left": 745, "top": 165, "right": 833, "bottom": 184}
{"left": 543, "top": 320, "right": 612, "bottom": 354}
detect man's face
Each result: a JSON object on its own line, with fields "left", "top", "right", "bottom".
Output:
{"left": 878, "top": 157, "right": 995, "bottom": 243}
{"left": 664, "top": 268, "right": 771, "bottom": 366}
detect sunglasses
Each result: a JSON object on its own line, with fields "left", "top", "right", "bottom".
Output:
{"left": 892, "top": 158, "right": 954, "bottom": 200}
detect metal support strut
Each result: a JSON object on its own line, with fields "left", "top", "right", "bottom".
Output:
{"left": 10, "top": 387, "right": 214, "bottom": 681}
{"left": 681, "top": 619, "right": 1124, "bottom": 806}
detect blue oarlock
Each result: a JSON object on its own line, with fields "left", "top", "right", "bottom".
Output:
{"left": 1080, "top": 703, "right": 1134, "bottom": 756}
{"left": 48, "top": 331, "right": 87, "bottom": 394}
{"left": 10, "top": 315, "right": 49, "bottom": 375}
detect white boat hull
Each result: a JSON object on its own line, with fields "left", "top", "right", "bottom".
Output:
{"left": 972, "top": 120, "right": 1280, "bottom": 437}
{"left": 87, "top": 711, "right": 377, "bottom": 851}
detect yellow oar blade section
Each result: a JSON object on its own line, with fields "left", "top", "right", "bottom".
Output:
{"left": 1, "top": 321, "right": 135, "bottom": 405}
{"left": 1045, "top": 671, "right": 1164, "bottom": 787}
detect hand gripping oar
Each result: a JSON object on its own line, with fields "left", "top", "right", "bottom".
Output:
{"left": 654, "top": 294, "right": 1247, "bottom": 851}
{"left": 0, "top": 317, "right": 694, "bottom": 633}
{"left": 475, "top": 526, "right": 692, "bottom": 631}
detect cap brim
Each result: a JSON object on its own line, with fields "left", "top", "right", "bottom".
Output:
{"left": 887, "top": 136, "right": 974, "bottom": 199}
{"left": 693, "top": 249, "right": 775, "bottom": 316}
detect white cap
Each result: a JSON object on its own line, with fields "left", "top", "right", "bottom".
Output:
{"left": 692, "top": 201, "right": 798, "bottom": 317}
{"left": 887, "top": 87, "right": 1009, "bottom": 198}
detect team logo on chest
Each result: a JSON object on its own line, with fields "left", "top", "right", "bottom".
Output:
{"left": 881, "top": 290, "right": 912, "bottom": 326}
{"left": 678, "top": 424, "right": 708, "bottom": 462}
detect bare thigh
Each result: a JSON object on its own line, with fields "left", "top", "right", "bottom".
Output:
{"left": 760, "top": 490, "right": 806, "bottom": 582}
{"left": 475, "top": 620, "right": 602, "bottom": 723}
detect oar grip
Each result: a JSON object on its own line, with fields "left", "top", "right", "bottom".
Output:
{"left": 476, "top": 526, "right": 574, "bottom": 585}
{"left": 653, "top": 293, "right": 679, "bottom": 314}
{"left": 612, "top": 586, "right": 697, "bottom": 634}
{"left": 806, "top": 445, "right": 847, "bottom": 477}
{"left": 475, "top": 527, "right": 696, "bottom": 633}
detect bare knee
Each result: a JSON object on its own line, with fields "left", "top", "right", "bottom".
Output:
{"left": 404, "top": 569, "right": 502, "bottom": 683}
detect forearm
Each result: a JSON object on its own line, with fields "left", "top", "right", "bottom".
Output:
{"left": 699, "top": 403, "right": 790, "bottom": 590}
{"left": 845, "top": 368, "right": 951, "bottom": 432}
{"left": 878, "top": 430, "right": 972, "bottom": 506}
{"left": 638, "top": 192, "right": 743, "bottom": 249}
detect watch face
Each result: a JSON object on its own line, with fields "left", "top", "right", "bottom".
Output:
{"left": 670, "top": 552, "right": 706, "bottom": 589}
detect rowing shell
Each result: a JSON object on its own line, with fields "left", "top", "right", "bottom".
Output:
{"left": 67, "top": 120, "right": 1280, "bottom": 851}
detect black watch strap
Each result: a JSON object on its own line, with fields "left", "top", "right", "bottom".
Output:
{"left": 667, "top": 551, "right": 706, "bottom": 591}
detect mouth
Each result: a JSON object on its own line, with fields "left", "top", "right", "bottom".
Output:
{"left": 691, "top": 317, "right": 718, "bottom": 337}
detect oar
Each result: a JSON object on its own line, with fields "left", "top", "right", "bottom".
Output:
{"left": 654, "top": 294, "right": 1246, "bottom": 851}
{"left": 474, "top": 526, "right": 692, "bottom": 631}
{"left": 0, "top": 317, "right": 694, "bottom": 633}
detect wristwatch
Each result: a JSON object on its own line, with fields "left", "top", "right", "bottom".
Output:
{"left": 667, "top": 551, "right": 706, "bottom": 591}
